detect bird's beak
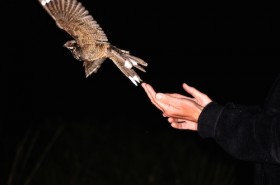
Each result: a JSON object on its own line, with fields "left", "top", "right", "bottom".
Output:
{"left": 63, "top": 44, "right": 73, "bottom": 49}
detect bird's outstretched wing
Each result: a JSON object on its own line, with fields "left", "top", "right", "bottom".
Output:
{"left": 38, "top": 0, "right": 108, "bottom": 46}
{"left": 83, "top": 58, "right": 106, "bottom": 77}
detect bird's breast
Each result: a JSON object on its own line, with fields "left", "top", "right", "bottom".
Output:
{"left": 80, "top": 44, "right": 108, "bottom": 61}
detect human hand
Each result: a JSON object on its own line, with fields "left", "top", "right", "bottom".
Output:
{"left": 141, "top": 82, "right": 212, "bottom": 131}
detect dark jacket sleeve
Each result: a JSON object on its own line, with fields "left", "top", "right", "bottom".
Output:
{"left": 198, "top": 101, "right": 280, "bottom": 164}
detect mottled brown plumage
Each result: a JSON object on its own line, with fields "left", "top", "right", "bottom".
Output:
{"left": 38, "top": 0, "right": 148, "bottom": 85}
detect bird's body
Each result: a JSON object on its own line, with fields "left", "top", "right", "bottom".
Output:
{"left": 38, "top": 0, "right": 148, "bottom": 85}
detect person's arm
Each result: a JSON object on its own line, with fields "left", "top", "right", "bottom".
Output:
{"left": 198, "top": 101, "right": 280, "bottom": 164}
{"left": 141, "top": 82, "right": 280, "bottom": 164}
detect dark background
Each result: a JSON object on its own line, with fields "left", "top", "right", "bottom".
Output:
{"left": 3, "top": 0, "right": 280, "bottom": 185}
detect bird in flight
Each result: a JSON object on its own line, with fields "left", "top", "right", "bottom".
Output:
{"left": 38, "top": 0, "right": 148, "bottom": 86}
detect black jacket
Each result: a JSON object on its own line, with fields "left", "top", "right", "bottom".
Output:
{"left": 198, "top": 74, "right": 280, "bottom": 185}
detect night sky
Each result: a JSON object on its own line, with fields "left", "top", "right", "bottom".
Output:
{"left": 4, "top": 0, "right": 280, "bottom": 184}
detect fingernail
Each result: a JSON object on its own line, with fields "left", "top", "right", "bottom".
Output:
{"left": 156, "top": 93, "right": 163, "bottom": 100}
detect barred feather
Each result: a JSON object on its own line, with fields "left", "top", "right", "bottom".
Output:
{"left": 38, "top": 0, "right": 148, "bottom": 86}
{"left": 38, "top": 0, "right": 108, "bottom": 43}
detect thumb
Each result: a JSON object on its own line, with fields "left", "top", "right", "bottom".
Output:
{"left": 182, "top": 83, "right": 204, "bottom": 98}
{"left": 155, "top": 93, "right": 163, "bottom": 100}
{"left": 156, "top": 93, "right": 181, "bottom": 107}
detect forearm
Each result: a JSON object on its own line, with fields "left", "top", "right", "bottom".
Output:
{"left": 198, "top": 102, "right": 280, "bottom": 164}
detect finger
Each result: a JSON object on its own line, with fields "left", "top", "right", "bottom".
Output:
{"left": 142, "top": 83, "right": 164, "bottom": 111}
{"left": 141, "top": 82, "right": 146, "bottom": 88}
{"left": 163, "top": 113, "right": 168, "bottom": 117}
{"left": 168, "top": 117, "right": 175, "bottom": 123}
{"left": 142, "top": 83, "right": 157, "bottom": 106}
{"left": 182, "top": 83, "right": 203, "bottom": 98}
{"left": 166, "top": 93, "right": 188, "bottom": 99}
{"left": 141, "top": 83, "right": 154, "bottom": 100}
{"left": 171, "top": 121, "right": 198, "bottom": 131}
{"left": 183, "top": 83, "right": 212, "bottom": 105}
{"left": 167, "top": 93, "right": 195, "bottom": 101}
{"left": 168, "top": 117, "right": 185, "bottom": 123}
{"left": 145, "top": 84, "right": 164, "bottom": 111}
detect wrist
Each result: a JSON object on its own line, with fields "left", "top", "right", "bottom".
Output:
{"left": 194, "top": 105, "right": 203, "bottom": 122}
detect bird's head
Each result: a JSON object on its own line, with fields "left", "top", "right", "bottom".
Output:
{"left": 63, "top": 40, "right": 81, "bottom": 60}
{"left": 63, "top": 40, "right": 78, "bottom": 51}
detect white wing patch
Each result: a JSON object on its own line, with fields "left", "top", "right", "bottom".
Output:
{"left": 41, "top": 0, "right": 52, "bottom": 6}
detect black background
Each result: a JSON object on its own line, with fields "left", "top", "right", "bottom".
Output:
{"left": 3, "top": 0, "right": 280, "bottom": 185}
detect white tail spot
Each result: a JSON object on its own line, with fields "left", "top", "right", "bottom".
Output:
{"left": 129, "top": 76, "right": 138, "bottom": 86}
{"left": 124, "top": 60, "right": 133, "bottom": 69}
{"left": 133, "top": 75, "right": 141, "bottom": 83}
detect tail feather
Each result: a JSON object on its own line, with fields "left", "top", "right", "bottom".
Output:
{"left": 130, "top": 62, "right": 146, "bottom": 72}
{"left": 109, "top": 48, "right": 147, "bottom": 86}
{"left": 126, "top": 55, "right": 148, "bottom": 67}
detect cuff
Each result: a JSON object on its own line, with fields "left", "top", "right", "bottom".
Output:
{"left": 198, "top": 102, "right": 224, "bottom": 138}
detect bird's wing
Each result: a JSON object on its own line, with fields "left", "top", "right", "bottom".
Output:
{"left": 38, "top": 0, "right": 108, "bottom": 46}
{"left": 83, "top": 58, "right": 106, "bottom": 77}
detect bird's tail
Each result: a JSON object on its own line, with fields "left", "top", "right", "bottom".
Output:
{"left": 109, "top": 45, "right": 148, "bottom": 86}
